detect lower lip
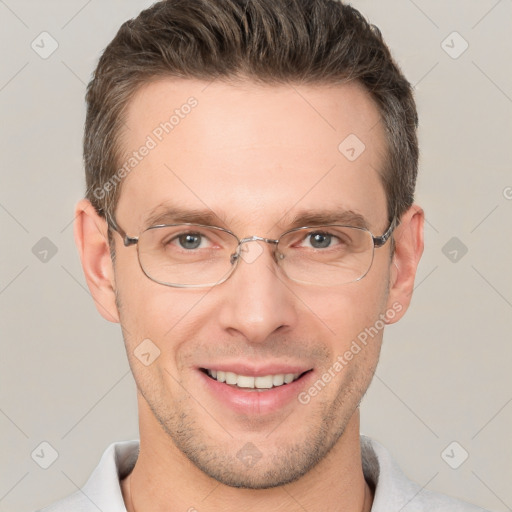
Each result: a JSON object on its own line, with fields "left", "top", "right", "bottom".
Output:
{"left": 198, "top": 369, "right": 314, "bottom": 415}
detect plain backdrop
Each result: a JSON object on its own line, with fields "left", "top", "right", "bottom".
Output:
{"left": 0, "top": 1, "right": 511, "bottom": 511}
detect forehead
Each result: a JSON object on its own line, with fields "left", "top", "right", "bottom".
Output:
{"left": 116, "top": 78, "right": 388, "bottom": 233}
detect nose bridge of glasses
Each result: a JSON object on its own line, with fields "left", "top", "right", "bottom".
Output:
{"left": 230, "top": 235, "right": 280, "bottom": 265}
{"left": 238, "top": 235, "right": 279, "bottom": 246}
{"left": 238, "top": 236, "right": 279, "bottom": 258}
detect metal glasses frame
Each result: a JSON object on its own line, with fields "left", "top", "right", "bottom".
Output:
{"left": 106, "top": 215, "right": 398, "bottom": 288}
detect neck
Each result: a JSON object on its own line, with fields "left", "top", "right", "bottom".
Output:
{"left": 121, "top": 399, "right": 373, "bottom": 512}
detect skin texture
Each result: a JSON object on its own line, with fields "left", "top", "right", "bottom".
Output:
{"left": 74, "top": 78, "right": 424, "bottom": 512}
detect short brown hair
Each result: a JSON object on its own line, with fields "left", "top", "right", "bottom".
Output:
{"left": 84, "top": 0, "right": 418, "bottom": 224}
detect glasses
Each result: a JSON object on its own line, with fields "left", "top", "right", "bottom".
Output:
{"left": 107, "top": 217, "right": 397, "bottom": 288}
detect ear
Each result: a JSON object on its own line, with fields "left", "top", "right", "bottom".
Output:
{"left": 74, "top": 199, "right": 120, "bottom": 323}
{"left": 385, "top": 204, "right": 424, "bottom": 324}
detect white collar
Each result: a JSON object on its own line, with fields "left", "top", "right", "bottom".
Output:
{"left": 43, "top": 435, "right": 485, "bottom": 511}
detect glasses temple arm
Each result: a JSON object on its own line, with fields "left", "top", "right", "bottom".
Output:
{"left": 373, "top": 216, "right": 399, "bottom": 248}
{"left": 105, "top": 212, "right": 138, "bottom": 247}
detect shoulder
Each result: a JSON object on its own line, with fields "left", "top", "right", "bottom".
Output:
{"left": 36, "top": 491, "right": 93, "bottom": 512}
{"left": 35, "top": 439, "right": 139, "bottom": 512}
{"left": 361, "top": 435, "right": 490, "bottom": 512}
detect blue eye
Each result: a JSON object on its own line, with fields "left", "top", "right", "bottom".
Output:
{"left": 308, "top": 232, "right": 332, "bottom": 249}
{"left": 177, "top": 233, "right": 203, "bottom": 250}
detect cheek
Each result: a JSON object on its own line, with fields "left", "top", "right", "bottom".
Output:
{"left": 301, "top": 271, "right": 390, "bottom": 345}
{"left": 113, "top": 251, "right": 210, "bottom": 361}
{"left": 116, "top": 282, "right": 212, "bottom": 403}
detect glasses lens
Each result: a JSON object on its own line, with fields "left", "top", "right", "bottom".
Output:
{"left": 137, "top": 225, "right": 238, "bottom": 287}
{"left": 278, "top": 226, "right": 374, "bottom": 285}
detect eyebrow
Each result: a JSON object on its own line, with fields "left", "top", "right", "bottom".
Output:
{"left": 286, "top": 209, "right": 370, "bottom": 230}
{"left": 143, "top": 203, "right": 371, "bottom": 232}
{"left": 143, "top": 204, "right": 226, "bottom": 229}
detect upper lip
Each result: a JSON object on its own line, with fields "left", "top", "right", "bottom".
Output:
{"left": 198, "top": 362, "right": 313, "bottom": 377}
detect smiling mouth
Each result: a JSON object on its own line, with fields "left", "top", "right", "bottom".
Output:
{"left": 201, "top": 368, "right": 312, "bottom": 390}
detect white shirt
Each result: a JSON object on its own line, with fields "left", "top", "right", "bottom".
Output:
{"left": 37, "top": 435, "right": 489, "bottom": 511}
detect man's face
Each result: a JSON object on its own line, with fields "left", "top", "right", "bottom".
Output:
{"left": 113, "top": 78, "right": 393, "bottom": 488}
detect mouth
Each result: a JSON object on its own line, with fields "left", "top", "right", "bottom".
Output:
{"left": 197, "top": 362, "right": 315, "bottom": 415}
{"left": 200, "top": 368, "right": 312, "bottom": 391}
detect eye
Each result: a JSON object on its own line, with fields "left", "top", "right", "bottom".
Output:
{"left": 282, "top": 227, "right": 355, "bottom": 253}
{"left": 307, "top": 232, "right": 334, "bottom": 249}
{"left": 300, "top": 230, "right": 346, "bottom": 250}
{"left": 170, "top": 232, "right": 211, "bottom": 250}
{"left": 179, "top": 233, "right": 201, "bottom": 249}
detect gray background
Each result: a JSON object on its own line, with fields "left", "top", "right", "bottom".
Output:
{"left": 0, "top": 1, "right": 511, "bottom": 511}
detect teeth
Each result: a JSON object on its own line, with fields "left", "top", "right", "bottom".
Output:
{"left": 237, "top": 375, "right": 255, "bottom": 388}
{"left": 225, "top": 372, "right": 237, "bottom": 385}
{"left": 255, "top": 375, "right": 273, "bottom": 389}
{"left": 272, "top": 374, "right": 284, "bottom": 386}
{"left": 284, "top": 373, "right": 295, "bottom": 384}
{"left": 206, "top": 369, "right": 301, "bottom": 389}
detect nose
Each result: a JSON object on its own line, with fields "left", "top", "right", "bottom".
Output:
{"left": 217, "top": 240, "right": 298, "bottom": 344}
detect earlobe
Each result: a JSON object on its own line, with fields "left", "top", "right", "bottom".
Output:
{"left": 74, "top": 199, "right": 120, "bottom": 323}
{"left": 385, "top": 204, "right": 424, "bottom": 324}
